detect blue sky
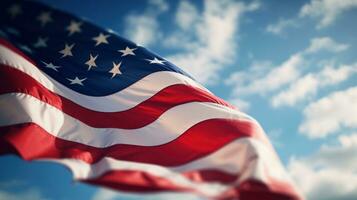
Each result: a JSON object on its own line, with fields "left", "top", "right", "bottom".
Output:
{"left": 1, "top": 0, "right": 357, "bottom": 200}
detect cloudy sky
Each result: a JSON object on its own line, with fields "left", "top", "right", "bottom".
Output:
{"left": 1, "top": 0, "right": 357, "bottom": 200}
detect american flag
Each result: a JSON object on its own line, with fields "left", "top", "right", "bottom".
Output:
{"left": 0, "top": 0, "right": 301, "bottom": 199}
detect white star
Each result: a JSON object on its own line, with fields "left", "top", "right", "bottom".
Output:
{"left": 19, "top": 44, "right": 32, "bottom": 54}
{"left": 59, "top": 43, "right": 75, "bottom": 58}
{"left": 118, "top": 46, "right": 137, "bottom": 57}
{"left": 66, "top": 20, "right": 82, "bottom": 36}
{"left": 33, "top": 37, "right": 48, "bottom": 48}
{"left": 41, "top": 61, "right": 61, "bottom": 71}
{"left": 146, "top": 57, "right": 166, "bottom": 65}
{"left": 37, "top": 11, "right": 53, "bottom": 27}
{"left": 85, "top": 53, "right": 98, "bottom": 70}
{"left": 109, "top": 62, "right": 122, "bottom": 78}
{"left": 8, "top": 4, "right": 22, "bottom": 18}
{"left": 92, "top": 33, "right": 110, "bottom": 46}
{"left": 67, "top": 76, "right": 87, "bottom": 86}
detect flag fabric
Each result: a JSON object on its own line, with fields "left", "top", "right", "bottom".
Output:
{"left": 0, "top": 1, "right": 302, "bottom": 199}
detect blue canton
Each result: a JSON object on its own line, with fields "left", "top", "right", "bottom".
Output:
{"left": 0, "top": 0, "right": 192, "bottom": 96}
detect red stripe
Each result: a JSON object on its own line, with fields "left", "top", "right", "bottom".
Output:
{"left": 0, "top": 118, "right": 267, "bottom": 166}
{"left": 0, "top": 65, "right": 233, "bottom": 129}
{"left": 184, "top": 171, "right": 302, "bottom": 200}
{"left": 0, "top": 39, "right": 37, "bottom": 66}
{"left": 84, "top": 170, "right": 237, "bottom": 197}
{"left": 84, "top": 170, "right": 195, "bottom": 193}
{"left": 183, "top": 169, "right": 238, "bottom": 184}
{"left": 219, "top": 179, "right": 302, "bottom": 200}
{"left": 84, "top": 170, "right": 301, "bottom": 200}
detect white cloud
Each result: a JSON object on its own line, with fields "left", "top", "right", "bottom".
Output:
{"left": 228, "top": 97, "right": 251, "bottom": 111}
{"left": 149, "top": 0, "right": 169, "bottom": 12}
{"left": 0, "top": 180, "right": 25, "bottom": 188}
{"left": 288, "top": 133, "right": 357, "bottom": 200}
{"left": 124, "top": 0, "right": 169, "bottom": 46}
{"left": 267, "top": 0, "right": 357, "bottom": 35}
{"left": 0, "top": 189, "right": 49, "bottom": 200}
{"left": 305, "top": 37, "right": 349, "bottom": 53}
{"left": 91, "top": 189, "right": 118, "bottom": 200}
{"left": 165, "top": 0, "right": 260, "bottom": 84}
{"left": 0, "top": 180, "right": 49, "bottom": 200}
{"left": 125, "top": 15, "right": 161, "bottom": 47}
{"left": 271, "top": 74, "right": 318, "bottom": 107}
{"left": 318, "top": 63, "right": 357, "bottom": 85}
{"left": 226, "top": 53, "right": 303, "bottom": 96}
{"left": 175, "top": 1, "right": 199, "bottom": 30}
{"left": 271, "top": 63, "right": 357, "bottom": 107}
{"left": 299, "top": 86, "right": 357, "bottom": 139}
{"left": 124, "top": 0, "right": 260, "bottom": 85}
{"left": 226, "top": 36, "right": 349, "bottom": 103}
{"left": 299, "top": 0, "right": 357, "bottom": 28}
{"left": 266, "top": 18, "right": 298, "bottom": 35}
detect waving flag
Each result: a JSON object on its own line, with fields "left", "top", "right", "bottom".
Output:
{"left": 0, "top": 0, "right": 301, "bottom": 199}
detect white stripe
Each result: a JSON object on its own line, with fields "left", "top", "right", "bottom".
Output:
{"left": 0, "top": 93, "right": 254, "bottom": 147}
{"left": 46, "top": 138, "right": 293, "bottom": 196}
{"left": 0, "top": 44, "right": 209, "bottom": 112}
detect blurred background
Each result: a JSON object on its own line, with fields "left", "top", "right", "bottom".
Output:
{"left": 0, "top": 0, "right": 357, "bottom": 199}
